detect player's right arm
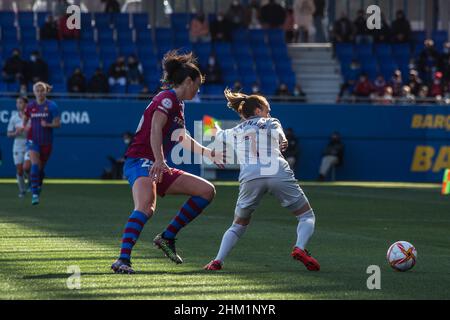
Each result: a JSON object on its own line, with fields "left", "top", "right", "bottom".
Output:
{"left": 149, "top": 110, "right": 172, "bottom": 183}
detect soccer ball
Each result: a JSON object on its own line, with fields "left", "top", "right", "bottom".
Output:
{"left": 386, "top": 241, "right": 417, "bottom": 272}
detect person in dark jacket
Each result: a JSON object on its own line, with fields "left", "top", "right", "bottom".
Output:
{"left": 353, "top": 9, "right": 371, "bottom": 44}
{"left": 260, "top": 0, "right": 286, "bottom": 29}
{"left": 391, "top": 10, "right": 411, "bottom": 43}
{"left": 88, "top": 68, "right": 109, "bottom": 94}
{"left": 40, "top": 15, "right": 59, "bottom": 40}
{"left": 203, "top": 54, "right": 222, "bottom": 84}
{"left": 318, "top": 132, "right": 344, "bottom": 181}
{"left": 2, "top": 49, "right": 26, "bottom": 84}
{"left": 67, "top": 68, "right": 87, "bottom": 93}
{"left": 26, "top": 51, "right": 49, "bottom": 84}
{"left": 332, "top": 12, "right": 354, "bottom": 43}
{"left": 313, "top": 0, "right": 326, "bottom": 42}
{"left": 418, "top": 39, "right": 440, "bottom": 86}
{"left": 210, "top": 12, "right": 232, "bottom": 42}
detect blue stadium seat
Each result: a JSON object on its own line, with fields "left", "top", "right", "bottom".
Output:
{"left": 117, "top": 29, "right": 134, "bottom": 45}
{"left": 249, "top": 29, "right": 266, "bottom": 45}
{"left": 0, "top": 12, "right": 16, "bottom": 28}
{"left": 6, "top": 82, "right": 20, "bottom": 93}
{"left": 156, "top": 44, "right": 173, "bottom": 60}
{"left": 81, "top": 13, "right": 94, "bottom": 29}
{"left": 61, "top": 40, "right": 79, "bottom": 54}
{"left": 253, "top": 45, "right": 271, "bottom": 60}
{"left": 97, "top": 29, "right": 115, "bottom": 43}
{"left": 202, "top": 84, "right": 224, "bottom": 95}
{"left": 119, "top": 45, "right": 138, "bottom": 57}
{"left": 213, "top": 42, "right": 232, "bottom": 56}
{"left": 132, "top": 13, "right": 149, "bottom": 30}
{"left": 100, "top": 44, "right": 118, "bottom": 59}
{"left": 374, "top": 43, "right": 392, "bottom": 57}
{"left": 232, "top": 29, "right": 249, "bottom": 43}
{"left": 278, "top": 71, "right": 296, "bottom": 91}
{"left": 52, "top": 83, "right": 66, "bottom": 93}
{"left": 80, "top": 43, "right": 98, "bottom": 56}
{"left": 127, "top": 84, "right": 144, "bottom": 94}
{"left": 266, "top": 29, "right": 285, "bottom": 46}
{"left": 138, "top": 44, "right": 156, "bottom": 58}
{"left": 94, "top": 13, "right": 112, "bottom": 29}
{"left": 1, "top": 27, "right": 19, "bottom": 43}
{"left": 171, "top": 13, "right": 190, "bottom": 30}
{"left": 193, "top": 42, "right": 212, "bottom": 58}
{"left": 155, "top": 28, "right": 173, "bottom": 44}
{"left": 335, "top": 43, "right": 354, "bottom": 57}
{"left": 413, "top": 31, "right": 426, "bottom": 44}
{"left": 255, "top": 61, "right": 275, "bottom": 73}
{"left": 241, "top": 72, "right": 259, "bottom": 86}
{"left": 18, "top": 12, "right": 35, "bottom": 28}
{"left": 355, "top": 43, "right": 373, "bottom": 56}
{"left": 40, "top": 40, "right": 59, "bottom": 53}
{"left": 111, "top": 84, "right": 127, "bottom": 94}
{"left": 21, "top": 26, "right": 37, "bottom": 39}
{"left": 80, "top": 28, "right": 95, "bottom": 41}
{"left": 37, "top": 12, "right": 48, "bottom": 27}
{"left": 136, "top": 29, "right": 152, "bottom": 42}
{"left": 83, "top": 55, "right": 101, "bottom": 70}
{"left": 113, "top": 13, "right": 131, "bottom": 29}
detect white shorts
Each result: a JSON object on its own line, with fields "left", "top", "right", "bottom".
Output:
{"left": 13, "top": 146, "right": 27, "bottom": 165}
{"left": 235, "top": 178, "right": 309, "bottom": 219}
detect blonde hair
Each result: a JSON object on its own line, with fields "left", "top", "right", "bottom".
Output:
{"left": 33, "top": 81, "right": 52, "bottom": 93}
{"left": 223, "top": 88, "right": 269, "bottom": 119}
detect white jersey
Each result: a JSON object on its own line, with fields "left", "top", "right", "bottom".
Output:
{"left": 7, "top": 111, "right": 26, "bottom": 150}
{"left": 215, "top": 116, "right": 294, "bottom": 183}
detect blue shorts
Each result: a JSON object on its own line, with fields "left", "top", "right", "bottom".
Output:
{"left": 123, "top": 157, "right": 185, "bottom": 197}
{"left": 26, "top": 140, "right": 53, "bottom": 163}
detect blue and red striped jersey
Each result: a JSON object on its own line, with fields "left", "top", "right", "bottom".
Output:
{"left": 25, "top": 99, "right": 59, "bottom": 145}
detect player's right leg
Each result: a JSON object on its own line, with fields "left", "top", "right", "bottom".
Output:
{"left": 13, "top": 147, "right": 26, "bottom": 198}
{"left": 29, "top": 146, "right": 42, "bottom": 205}
{"left": 112, "top": 158, "right": 156, "bottom": 274}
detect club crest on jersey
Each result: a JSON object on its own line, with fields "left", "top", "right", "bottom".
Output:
{"left": 161, "top": 98, "right": 173, "bottom": 110}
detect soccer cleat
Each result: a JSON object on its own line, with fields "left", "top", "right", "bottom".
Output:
{"left": 204, "top": 260, "right": 223, "bottom": 271}
{"left": 31, "top": 194, "right": 40, "bottom": 205}
{"left": 153, "top": 233, "right": 183, "bottom": 264}
{"left": 291, "top": 247, "right": 320, "bottom": 271}
{"left": 111, "top": 259, "right": 135, "bottom": 274}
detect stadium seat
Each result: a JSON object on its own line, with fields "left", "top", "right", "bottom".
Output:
{"left": 80, "top": 28, "right": 95, "bottom": 41}
{"left": 266, "top": 29, "right": 285, "bottom": 46}
{"left": 113, "top": 13, "right": 131, "bottom": 29}
{"left": 374, "top": 43, "right": 392, "bottom": 57}
{"left": 171, "top": 13, "right": 191, "bottom": 30}
{"left": 249, "top": 29, "right": 266, "bottom": 45}
{"left": 111, "top": 84, "right": 127, "bottom": 94}
{"left": 61, "top": 40, "right": 79, "bottom": 55}
{"left": 355, "top": 43, "right": 373, "bottom": 56}
{"left": 335, "top": 43, "right": 354, "bottom": 58}
{"left": 155, "top": 28, "right": 173, "bottom": 44}
{"left": 0, "top": 11, "right": 16, "bottom": 28}
{"left": 97, "top": 28, "right": 115, "bottom": 43}
{"left": 232, "top": 29, "right": 249, "bottom": 43}
{"left": 1, "top": 27, "right": 19, "bottom": 43}
{"left": 413, "top": 31, "right": 426, "bottom": 44}
{"left": 132, "top": 13, "right": 149, "bottom": 30}
{"left": 117, "top": 29, "right": 134, "bottom": 47}
{"left": 18, "top": 12, "right": 35, "bottom": 28}
{"left": 136, "top": 29, "right": 152, "bottom": 43}
{"left": 94, "top": 13, "right": 113, "bottom": 29}
{"left": 37, "top": 12, "right": 48, "bottom": 27}
{"left": 119, "top": 44, "right": 138, "bottom": 57}
{"left": 40, "top": 40, "right": 59, "bottom": 53}
{"left": 6, "top": 82, "right": 20, "bottom": 92}
{"left": 127, "top": 84, "right": 144, "bottom": 94}
{"left": 213, "top": 42, "right": 232, "bottom": 57}
{"left": 81, "top": 13, "right": 94, "bottom": 29}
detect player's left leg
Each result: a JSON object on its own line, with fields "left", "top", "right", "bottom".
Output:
{"left": 38, "top": 145, "right": 52, "bottom": 189}
{"left": 153, "top": 171, "right": 215, "bottom": 264}
{"left": 29, "top": 147, "right": 42, "bottom": 205}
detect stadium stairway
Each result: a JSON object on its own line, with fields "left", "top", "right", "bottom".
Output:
{"left": 288, "top": 43, "right": 341, "bottom": 103}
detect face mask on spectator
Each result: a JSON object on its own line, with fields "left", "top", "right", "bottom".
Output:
{"left": 208, "top": 57, "right": 215, "bottom": 65}
{"left": 30, "top": 55, "right": 37, "bottom": 62}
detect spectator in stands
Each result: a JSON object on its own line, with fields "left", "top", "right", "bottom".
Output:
{"left": 318, "top": 132, "right": 344, "bottom": 181}
{"left": 232, "top": 80, "right": 243, "bottom": 92}
{"left": 418, "top": 39, "right": 440, "bottom": 86}
{"left": 293, "top": 0, "right": 315, "bottom": 43}
{"left": 251, "top": 82, "right": 262, "bottom": 94}
{"left": 440, "top": 42, "right": 450, "bottom": 79}
{"left": 102, "top": 131, "right": 133, "bottom": 179}
{"left": 260, "top": 0, "right": 286, "bottom": 29}
{"left": 372, "top": 74, "right": 387, "bottom": 97}
{"left": 417, "top": 85, "right": 430, "bottom": 103}
{"left": 282, "top": 128, "right": 300, "bottom": 174}
{"left": 139, "top": 85, "right": 150, "bottom": 100}
{"left": 210, "top": 12, "right": 232, "bottom": 42}
{"left": 292, "top": 84, "right": 307, "bottom": 102}
{"left": 397, "top": 85, "right": 415, "bottom": 104}
{"left": 275, "top": 83, "right": 292, "bottom": 100}
{"left": 190, "top": 12, "right": 211, "bottom": 43}
{"left": 58, "top": 13, "right": 80, "bottom": 40}
{"left": 40, "top": 15, "right": 59, "bottom": 40}
{"left": 88, "top": 68, "right": 109, "bottom": 94}
{"left": 407, "top": 70, "right": 423, "bottom": 96}
{"left": 353, "top": 73, "right": 374, "bottom": 101}
{"left": 108, "top": 56, "right": 127, "bottom": 87}
{"left": 283, "top": 6, "right": 296, "bottom": 43}
{"left": 203, "top": 54, "right": 222, "bottom": 84}
{"left": 26, "top": 51, "right": 48, "bottom": 85}
{"left": 353, "top": 9, "right": 371, "bottom": 44}
{"left": 126, "top": 55, "right": 144, "bottom": 85}
{"left": 430, "top": 71, "right": 444, "bottom": 100}
{"left": 373, "top": 13, "right": 391, "bottom": 43}
{"left": 246, "top": 0, "right": 262, "bottom": 29}
{"left": 2, "top": 49, "right": 26, "bottom": 84}
{"left": 391, "top": 10, "right": 411, "bottom": 43}
{"left": 389, "top": 69, "right": 403, "bottom": 97}
{"left": 102, "top": 0, "right": 120, "bottom": 13}
{"left": 332, "top": 12, "right": 354, "bottom": 43}
{"left": 53, "top": 0, "right": 69, "bottom": 18}
{"left": 379, "top": 86, "right": 394, "bottom": 105}
{"left": 19, "top": 84, "right": 28, "bottom": 96}
{"left": 225, "top": 0, "right": 247, "bottom": 30}
{"left": 67, "top": 68, "right": 87, "bottom": 93}
{"left": 313, "top": 0, "right": 326, "bottom": 42}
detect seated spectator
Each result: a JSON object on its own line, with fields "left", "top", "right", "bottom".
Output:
{"left": 58, "top": 13, "right": 80, "bottom": 40}
{"left": 389, "top": 69, "right": 403, "bottom": 97}
{"left": 67, "top": 68, "right": 87, "bottom": 93}
{"left": 232, "top": 80, "right": 243, "bottom": 92}
{"left": 407, "top": 70, "right": 423, "bottom": 96}
{"left": 275, "top": 83, "right": 292, "bottom": 98}
{"left": 373, "top": 13, "right": 391, "bottom": 43}
{"left": 102, "top": 0, "right": 120, "bottom": 13}
{"left": 391, "top": 10, "right": 411, "bottom": 43}
{"left": 417, "top": 85, "right": 430, "bottom": 103}
{"left": 430, "top": 71, "right": 444, "bottom": 99}
{"left": 203, "top": 54, "right": 222, "bottom": 84}
{"left": 282, "top": 128, "right": 300, "bottom": 175}
{"left": 373, "top": 74, "right": 387, "bottom": 96}
{"left": 283, "top": 6, "right": 296, "bottom": 43}
{"left": 40, "top": 15, "right": 59, "bottom": 40}
{"left": 53, "top": 0, "right": 69, "bottom": 18}
{"left": 318, "top": 132, "right": 344, "bottom": 181}
{"left": 353, "top": 73, "right": 374, "bottom": 101}
{"left": 190, "top": 12, "right": 211, "bottom": 43}
{"left": 332, "top": 12, "right": 354, "bottom": 43}
{"left": 26, "top": 51, "right": 49, "bottom": 84}
{"left": 210, "top": 12, "right": 232, "bottom": 42}
{"left": 126, "top": 55, "right": 144, "bottom": 85}
{"left": 294, "top": 0, "right": 315, "bottom": 43}
{"left": 246, "top": 0, "right": 262, "bottom": 29}
{"left": 439, "top": 42, "right": 450, "bottom": 81}
{"left": 397, "top": 85, "right": 415, "bottom": 104}
{"left": 88, "top": 68, "right": 109, "bottom": 94}
{"left": 292, "top": 84, "right": 307, "bottom": 102}
{"left": 2, "top": 49, "right": 26, "bottom": 84}
{"left": 260, "top": 0, "right": 286, "bottom": 29}
{"left": 418, "top": 39, "right": 440, "bottom": 85}
{"left": 225, "top": 0, "right": 247, "bottom": 30}
{"left": 139, "top": 85, "right": 150, "bottom": 100}
{"left": 379, "top": 86, "right": 394, "bottom": 105}
{"left": 108, "top": 56, "right": 127, "bottom": 86}
{"left": 353, "top": 9, "right": 371, "bottom": 44}
{"left": 102, "top": 131, "right": 133, "bottom": 180}
{"left": 251, "top": 82, "right": 261, "bottom": 94}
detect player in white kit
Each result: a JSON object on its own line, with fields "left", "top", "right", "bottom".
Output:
{"left": 204, "top": 89, "right": 320, "bottom": 271}
{"left": 7, "top": 96, "right": 29, "bottom": 197}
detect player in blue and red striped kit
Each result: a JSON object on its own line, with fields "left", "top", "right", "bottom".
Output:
{"left": 23, "top": 82, "right": 61, "bottom": 205}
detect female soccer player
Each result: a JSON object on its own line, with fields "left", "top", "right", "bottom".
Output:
{"left": 7, "top": 96, "right": 29, "bottom": 197}
{"left": 204, "top": 89, "right": 320, "bottom": 271}
{"left": 111, "top": 50, "right": 222, "bottom": 274}
{"left": 23, "top": 82, "right": 61, "bottom": 205}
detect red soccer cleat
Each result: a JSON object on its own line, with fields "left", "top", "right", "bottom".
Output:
{"left": 291, "top": 247, "right": 320, "bottom": 271}
{"left": 204, "top": 260, "right": 223, "bottom": 271}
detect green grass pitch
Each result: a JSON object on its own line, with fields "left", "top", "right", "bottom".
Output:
{"left": 0, "top": 180, "right": 449, "bottom": 300}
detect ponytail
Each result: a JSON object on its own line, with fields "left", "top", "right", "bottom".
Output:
{"left": 224, "top": 88, "right": 269, "bottom": 119}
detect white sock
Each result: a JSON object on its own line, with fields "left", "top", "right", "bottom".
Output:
{"left": 295, "top": 209, "right": 315, "bottom": 250}
{"left": 17, "top": 174, "right": 26, "bottom": 193}
{"left": 215, "top": 223, "right": 247, "bottom": 262}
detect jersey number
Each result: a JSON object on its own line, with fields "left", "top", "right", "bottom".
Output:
{"left": 141, "top": 159, "right": 152, "bottom": 168}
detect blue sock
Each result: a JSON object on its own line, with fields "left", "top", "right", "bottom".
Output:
{"left": 163, "top": 196, "right": 210, "bottom": 239}
{"left": 119, "top": 210, "right": 149, "bottom": 261}
{"left": 30, "top": 164, "right": 40, "bottom": 195}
